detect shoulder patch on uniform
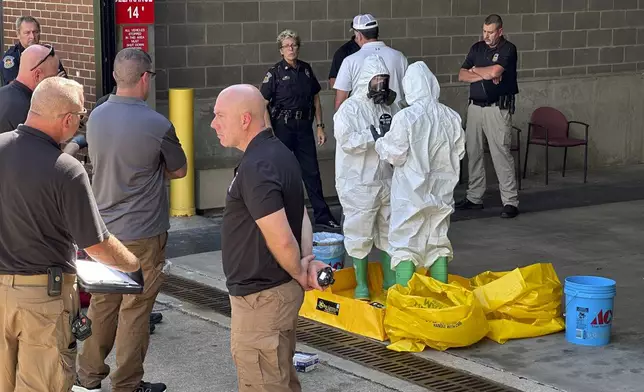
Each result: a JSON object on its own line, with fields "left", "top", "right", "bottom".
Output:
{"left": 3, "top": 56, "right": 15, "bottom": 69}
{"left": 305, "top": 68, "right": 310, "bottom": 78}
{"left": 492, "top": 53, "right": 499, "bottom": 62}
{"left": 262, "top": 72, "right": 272, "bottom": 83}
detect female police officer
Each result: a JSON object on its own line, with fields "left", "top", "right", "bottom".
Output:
{"left": 260, "top": 29, "right": 340, "bottom": 231}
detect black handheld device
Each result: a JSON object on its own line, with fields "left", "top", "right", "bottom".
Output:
{"left": 47, "top": 267, "right": 63, "bottom": 297}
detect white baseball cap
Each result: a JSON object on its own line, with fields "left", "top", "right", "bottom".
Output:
{"left": 351, "top": 14, "right": 378, "bottom": 31}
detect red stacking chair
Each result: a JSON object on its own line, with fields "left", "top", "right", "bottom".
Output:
{"left": 523, "top": 107, "right": 589, "bottom": 185}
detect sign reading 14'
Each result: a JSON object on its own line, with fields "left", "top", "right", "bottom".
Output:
{"left": 115, "top": 0, "right": 155, "bottom": 25}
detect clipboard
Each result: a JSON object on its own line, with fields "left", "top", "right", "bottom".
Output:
{"left": 76, "top": 259, "right": 143, "bottom": 294}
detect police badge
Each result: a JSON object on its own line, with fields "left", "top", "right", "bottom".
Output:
{"left": 492, "top": 53, "right": 499, "bottom": 62}
{"left": 3, "top": 56, "right": 15, "bottom": 69}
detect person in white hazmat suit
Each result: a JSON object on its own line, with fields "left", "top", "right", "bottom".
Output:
{"left": 373, "top": 61, "right": 465, "bottom": 286}
{"left": 333, "top": 54, "right": 398, "bottom": 300}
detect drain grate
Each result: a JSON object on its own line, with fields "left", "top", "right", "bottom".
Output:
{"left": 161, "top": 274, "right": 519, "bottom": 392}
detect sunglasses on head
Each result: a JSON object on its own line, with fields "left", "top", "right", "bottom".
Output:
{"left": 30, "top": 44, "right": 55, "bottom": 71}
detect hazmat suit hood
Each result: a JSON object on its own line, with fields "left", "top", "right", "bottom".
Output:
{"left": 402, "top": 61, "right": 440, "bottom": 106}
{"left": 352, "top": 54, "right": 392, "bottom": 102}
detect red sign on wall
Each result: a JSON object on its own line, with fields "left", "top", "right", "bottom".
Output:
{"left": 115, "top": 0, "right": 155, "bottom": 25}
{"left": 123, "top": 26, "right": 149, "bottom": 52}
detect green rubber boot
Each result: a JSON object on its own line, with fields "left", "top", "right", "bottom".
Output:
{"left": 395, "top": 260, "right": 415, "bottom": 287}
{"left": 430, "top": 256, "right": 448, "bottom": 283}
{"left": 353, "top": 257, "right": 370, "bottom": 300}
{"left": 380, "top": 252, "right": 396, "bottom": 291}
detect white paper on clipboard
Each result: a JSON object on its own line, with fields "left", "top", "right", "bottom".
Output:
{"left": 76, "top": 259, "right": 139, "bottom": 286}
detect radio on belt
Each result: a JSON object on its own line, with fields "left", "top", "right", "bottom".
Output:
{"left": 71, "top": 313, "right": 92, "bottom": 341}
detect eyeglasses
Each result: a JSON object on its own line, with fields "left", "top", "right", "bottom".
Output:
{"left": 281, "top": 44, "right": 299, "bottom": 50}
{"left": 61, "top": 108, "right": 87, "bottom": 121}
{"left": 30, "top": 44, "right": 55, "bottom": 71}
{"left": 142, "top": 70, "right": 156, "bottom": 79}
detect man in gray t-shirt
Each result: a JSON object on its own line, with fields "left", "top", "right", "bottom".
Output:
{"left": 74, "top": 48, "right": 186, "bottom": 392}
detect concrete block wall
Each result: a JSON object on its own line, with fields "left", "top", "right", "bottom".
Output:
{"left": 155, "top": 0, "right": 644, "bottom": 99}
{"left": 152, "top": 0, "right": 644, "bottom": 209}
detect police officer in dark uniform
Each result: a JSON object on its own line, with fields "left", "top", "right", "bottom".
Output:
{"left": 456, "top": 14, "right": 520, "bottom": 219}
{"left": 328, "top": 23, "right": 360, "bottom": 88}
{"left": 2, "top": 16, "right": 66, "bottom": 86}
{"left": 260, "top": 29, "right": 340, "bottom": 231}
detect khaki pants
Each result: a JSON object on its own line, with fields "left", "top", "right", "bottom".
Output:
{"left": 77, "top": 232, "right": 167, "bottom": 392}
{"left": 465, "top": 103, "right": 519, "bottom": 207}
{"left": 230, "top": 279, "right": 304, "bottom": 392}
{"left": 0, "top": 273, "right": 79, "bottom": 392}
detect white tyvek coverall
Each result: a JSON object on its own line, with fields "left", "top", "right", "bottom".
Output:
{"left": 375, "top": 61, "right": 465, "bottom": 269}
{"left": 333, "top": 54, "right": 394, "bottom": 259}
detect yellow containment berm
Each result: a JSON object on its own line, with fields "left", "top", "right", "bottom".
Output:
{"left": 299, "top": 262, "right": 565, "bottom": 352}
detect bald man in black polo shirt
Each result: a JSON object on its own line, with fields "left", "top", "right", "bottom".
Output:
{"left": 213, "top": 84, "right": 329, "bottom": 392}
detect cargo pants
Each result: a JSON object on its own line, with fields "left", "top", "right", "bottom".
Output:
{"left": 76, "top": 232, "right": 168, "bottom": 392}
{"left": 0, "top": 272, "right": 79, "bottom": 392}
{"left": 230, "top": 279, "right": 305, "bottom": 392}
{"left": 465, "top": 103, "right": 519, "bottom": 207}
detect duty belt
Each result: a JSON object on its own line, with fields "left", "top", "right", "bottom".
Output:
{"left": 272, "top": 108, "right": 312, "bottom": 122}
{"left": 470, "top": 94, "right": 516, "bottom": 114}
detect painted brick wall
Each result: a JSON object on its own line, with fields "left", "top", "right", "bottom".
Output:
{"left": 2, "top": 0, "right": 97, "bottom": 108}
{"left": 154, "top": 0, "right": 644, "bottom": 100}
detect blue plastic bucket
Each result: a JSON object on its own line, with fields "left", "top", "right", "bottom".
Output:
{"left": 564, "top": 276, "right": 616, "bottom": 347}
{"left": 312, "top": 232, "right": 345, "bottom": 270}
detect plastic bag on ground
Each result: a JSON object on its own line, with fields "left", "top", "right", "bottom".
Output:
{"left": 468, "top": 263, "right": 565, "bottom": 344}
{"left": 384, "top": 273, "right": 490, "bottom": 352}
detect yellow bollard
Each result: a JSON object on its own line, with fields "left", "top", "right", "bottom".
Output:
{"left": 169, "top": 88, "right": 195, "bottom": 217}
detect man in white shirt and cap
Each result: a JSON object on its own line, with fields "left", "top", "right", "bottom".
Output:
{"left": 333, "top": 14, "right": 408, "bottom": 113}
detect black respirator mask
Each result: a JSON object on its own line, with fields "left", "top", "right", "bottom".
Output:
{"left": 367, "top": 74, "right": 396, "bottom": 106}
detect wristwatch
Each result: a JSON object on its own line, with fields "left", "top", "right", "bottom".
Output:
{"left": 316, "top": 123, "right": 325, "bottom": 129}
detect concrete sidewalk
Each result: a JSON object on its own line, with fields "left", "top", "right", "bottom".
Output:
{"left": 165, "top": 199, "right": 644, "bottom": 392}
{"left": 93, "top": 304, "right": 405, "bottom": 392}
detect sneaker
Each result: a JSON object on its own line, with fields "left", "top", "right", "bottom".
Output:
{"left": 501, "top": 205, "right": 519, "bottom": 218}
{"left": 316, "top": 219, "right": 341, "bottom": 231}
{"left": 150, "top": 312, "right": 163, "bottom": 325}
{"left": 134, "top": 381, "right": 167, "bottom": 392}
{"left": 455, "top": 198, "right": 484, "bottom": 210}
{"left": 72, "top": 377, "right": 101, "bottom": 392}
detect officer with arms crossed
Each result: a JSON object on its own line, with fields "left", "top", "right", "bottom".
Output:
{"left": 213, "top": 84, "right": 329, "bottom": 392}
{"left": 2, "top": 16, "right": 66, "bottom": 85}
{"left": 456, "top": 14, "right": 520, "bottom": 219}
{"left": 0, "top": 77, "right": 140, "bottom": 392}
{"left": 74, "top": 48, "right": 187, "bottom": 392}
{"left": 0, "top": 44, "right": 60, "bottom": 133}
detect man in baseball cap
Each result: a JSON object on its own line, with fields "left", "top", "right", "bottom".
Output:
{"left": 334, "top": 14, "right": 408, "bottom": 112}
{"left": 351, "top": 14, "right": 379, "bottom": 31}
